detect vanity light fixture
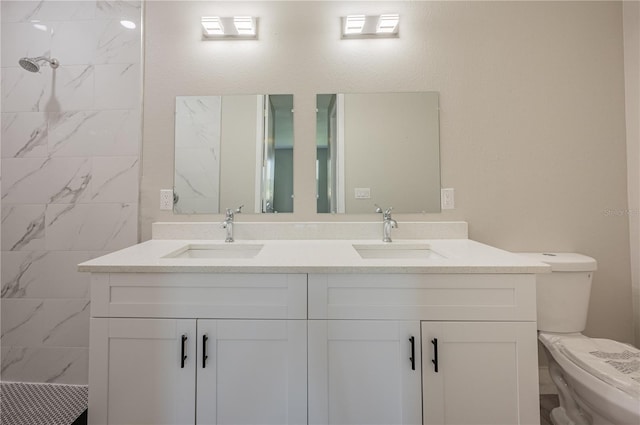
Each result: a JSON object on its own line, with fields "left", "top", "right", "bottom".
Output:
{"left": 376, "top": 14, "right": 399, "bottom": 34}
{"left": 341, "top": 14, "right": 399, "bottom": 39}
{"left": 344, "top": 15, "right": 366, "bottom": 35}
{"left": 201, "top": 16, "right": 258, "bottom": 40}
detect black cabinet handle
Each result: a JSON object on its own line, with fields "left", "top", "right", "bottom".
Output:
{"left": 202, "top": 334, "right": 209, "bottom": 368}
{"left": 409, "top": 336, "right": 415, "bottom": 370}
{"left": 181, "top": 334, "right": 187, "bottom": 368}
{"left": 431, "top": 338, "right": 439, "bottom": 373}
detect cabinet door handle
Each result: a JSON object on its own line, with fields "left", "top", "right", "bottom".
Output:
{"left": 181, "top": 334, "right": 188, "bottom": 368}
{"left": 202, "top": 334, "right": 209, "bottom": 368}
{"left": 409, "top": 336, "right": 416, "bottom": 371}
{"left": 431, "top": 338, "right": 439, "bottom": 373}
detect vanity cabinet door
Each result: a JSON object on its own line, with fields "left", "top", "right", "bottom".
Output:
{"left": 308, "top": 320, "right": 422, "bottom": 425}
{"left": 421, "top": 321, "right": 539, "bottom": 425}
{"left": 196, "top": 319, "right": 307, "bottom": 425}
{"left": 89, "top": 318, "right": 196, "bottom": 425}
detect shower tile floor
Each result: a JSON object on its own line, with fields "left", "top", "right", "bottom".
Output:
{"left": 0, "top": 382, "right": 87, "bottom": 425}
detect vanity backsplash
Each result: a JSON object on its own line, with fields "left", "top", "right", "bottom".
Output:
{"left": 151, "top": 221, "right": 469, "bottom": 241}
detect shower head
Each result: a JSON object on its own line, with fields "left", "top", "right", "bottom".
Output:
{"left": 18, "top": 56, "right": 60, "bottom": 72}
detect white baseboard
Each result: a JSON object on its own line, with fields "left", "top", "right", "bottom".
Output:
{"left": 539, "top": 366, "right": 558, "bottom": 395}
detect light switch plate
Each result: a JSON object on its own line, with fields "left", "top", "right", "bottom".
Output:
{"left": 354, "top": 188, "right": 371, "bottom": 199}
{"left": 441, "top": 188, "right": 455, "bottom": 210}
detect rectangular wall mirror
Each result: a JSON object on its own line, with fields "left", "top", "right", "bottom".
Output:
{"left": 174, "top": 94, "right": 294, "bottom": 214}
{"left": 316, "top": 92, "right": 441, "bottom": 214}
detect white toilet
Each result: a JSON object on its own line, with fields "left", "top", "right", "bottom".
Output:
{"left": 520, "top": 252, "right": 640, "bottom": 425}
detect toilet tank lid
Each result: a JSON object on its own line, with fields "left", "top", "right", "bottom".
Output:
{"left": 518, "top": 253, "right": 597, "bottom": 272}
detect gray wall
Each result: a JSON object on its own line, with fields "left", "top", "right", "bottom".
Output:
{"left": 142, "top": 1, "right": 633, "bottom": 344}
{"left": 623, "top": 1, "right": 640, "bottom": 346}
{"left": 343, "top": 92, "right": 440, "bottom": 213}
{"left": 219, "top": 95, "right": 259, "bottom": 213}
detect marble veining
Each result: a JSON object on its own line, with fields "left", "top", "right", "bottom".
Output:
{"left": 1, "top": 347, "right": 29, "bottom": 376}
{"left": 174, "top": 96, "right": 222, "bottom": 213}
{"left": 96, "top": 20, "right": 141, "bottom": 64}
{"left": 1, "top": 157, "right": 92, "bottom": 204}
{"left": 48, "top": 164, "right": 92, "bottom": 204}
{"left": 96, "top": 0, "right": 141, "bottom": 20}
{"left": 1, "top": 157, "right": 51, "bottom": 200}
{"left": 63, "top": 65, "right": 93, "bottom": 91}
{"left": 15, "top": 1, "right": 46, "bottom": 22}
{"left": 49, "top": 110, "right": 139, "bottom": 157}
{"left": 44, "top": 203, "right": 75, "bottom": 230}
{"left": 1, "top": 251, "right": 48, "bottom": 298}
{"left": 42, "top": 300, "right": 90, "bottom": 346}
{"left": 45, "top": 203, "right": 137, "bottom": 251}
{"left": 1, "top": 301, "right": 44, "bottom": 344}
{"left": 90, "top": 156, "right": 138, "bottom": 202}
{"left": 1, "top": 113, "right": 49, "bottom": 158}
{"left": 49, "top": 111, "right": 96, "bottom": 151}
{"left": 2, "top": 205, "right": 46, "bottom": 251}
{"left": 2, "top": 251, "right": 94, "bottom": 299}
{"left": 1, "top": 0, "right": 142, "bottom": 384}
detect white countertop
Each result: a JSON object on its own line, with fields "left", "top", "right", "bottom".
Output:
{"left": 78, "top": 238, "right": 550, "bottom": 274}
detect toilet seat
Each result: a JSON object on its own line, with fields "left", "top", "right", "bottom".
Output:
{"left": 540, "top": 333, "right": 640, "bottom": 398}
{"left": 540, "top": 332, "right": 640, "bottom": 424}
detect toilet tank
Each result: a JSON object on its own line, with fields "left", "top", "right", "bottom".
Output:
{"left": 519, "top": 253, "right": 597, "bottom": 333}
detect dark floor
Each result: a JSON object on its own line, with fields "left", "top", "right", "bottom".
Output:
{"left": 71, "top": 409, "right": 87, "bottom": 425}
{"left": 540, "top": 394, "right": 560, "bottom": 425}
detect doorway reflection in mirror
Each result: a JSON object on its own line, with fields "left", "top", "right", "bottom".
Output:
{"left": 174, "top": 94, "right": 294, "bottom": 214}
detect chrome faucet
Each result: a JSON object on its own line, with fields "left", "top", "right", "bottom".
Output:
{"left": 222, "top": 205, "right": 243, "bottom": 242}
{"left": 376, "top": 205, "right": 398, "bottom": 242}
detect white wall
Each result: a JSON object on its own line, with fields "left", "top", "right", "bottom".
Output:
{"left": 142, "top": 1, "right": 632, "bottom": 344}
{"left": 0, "top": 0, "right": 142, "bottom": 384}
{"left": 624, "top": 1, "right": 640, "bottom": 347}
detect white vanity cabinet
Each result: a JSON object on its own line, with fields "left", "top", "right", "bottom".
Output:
{"left": 308, "top": 320, "right": 422, "bottom": 425}
{"left": 421, "top": 321, "right": 539, "bottom": 425}
{"left": 88, "top": 268, "right": 541, "bottom": 425}
{"left": 196, "top": 319, "right": 307, "bottom": 425}
{"left": 89, "top": 318, "right": 196, "bottom": 424}
{"left": 308, "top": 273, "right": 540, "bottom": 425}
{"left": 88, "top": 273, "right": 307, "bottom": 425}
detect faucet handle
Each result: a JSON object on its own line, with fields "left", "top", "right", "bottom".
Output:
{"left": 235, "top": 204, "right": 244, "bottom": 214}
{"left": 375, "top": 204, "right": 393, "bottom": 218}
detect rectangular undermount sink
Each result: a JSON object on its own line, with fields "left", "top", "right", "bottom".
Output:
{"left": 352, "top": 243, "right": 443, "bottom": 259}
{"left": 163, "top": 243, "right": 264, "bottom": 259}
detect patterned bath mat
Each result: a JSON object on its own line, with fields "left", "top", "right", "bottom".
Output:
{"left": 0, "top": 382, "right": 87, "bottom": 425}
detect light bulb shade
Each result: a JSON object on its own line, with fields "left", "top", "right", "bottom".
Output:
{"left": 202, "top": 16, "right": 224, "bottom": 36}
{"left": 341, "top": 14, "right": 400, "bottom": 38}
{"left": 344, "top": 15, "right": 366, "bottom": 35}
{"left": 202, "top": 16, "right": 258, "bottom": 39}
{"left": 376, "top": 14, "right": 399, "bottom": 34}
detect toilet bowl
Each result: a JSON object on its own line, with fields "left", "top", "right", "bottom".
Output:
{"left": 519, "top": 253, "right": 640, "bottom": 425}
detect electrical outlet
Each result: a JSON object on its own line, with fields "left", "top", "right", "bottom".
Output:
{"left": 160, "top": 189, "right": 174, "bottom": 210}
{"left": 441, "top": 188, "right": 455, "bottom": 210}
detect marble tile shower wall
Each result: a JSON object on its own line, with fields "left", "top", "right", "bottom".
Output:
{"left": 0, "top": 1, "right": 142, "bottom": 384}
